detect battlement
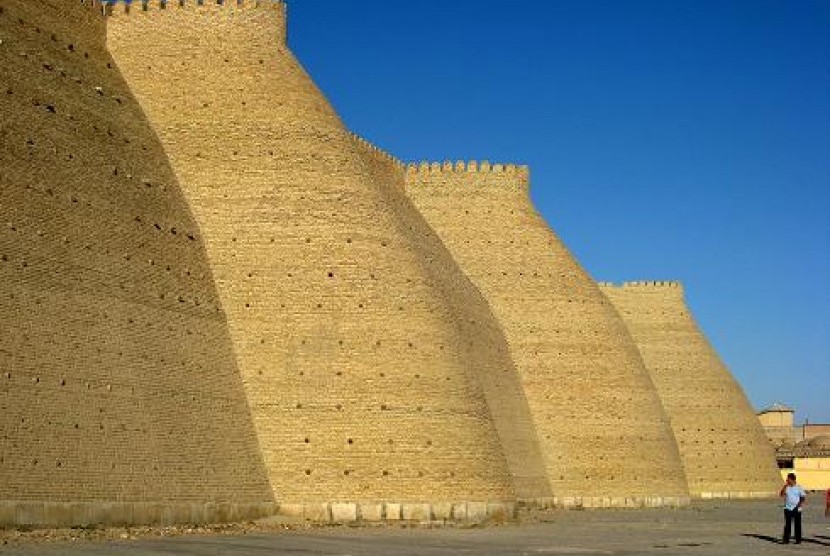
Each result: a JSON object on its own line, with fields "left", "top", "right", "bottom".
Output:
{"left": 103, "top": 0, "right": 286, "bottom": 18}
{"left": 405, "top": 160, "right": 530, "bottom": 181}
{"left": 347, "top": 132, "right": 405, "bottom": 169}
{"left": 104, "top": 0, "right": 287, "bottom": 47}
{"left": 599, "top": 280, "right": 684, "bottom": 291}
{"left": 101, "top": 0, "right": 286, "bottom": 27}
{"left": 345, "top": 135, "right": 529, "bottom": 183}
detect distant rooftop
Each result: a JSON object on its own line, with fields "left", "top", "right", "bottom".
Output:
{"left": 759, "top": 402, "right": 794, "bottom": 414}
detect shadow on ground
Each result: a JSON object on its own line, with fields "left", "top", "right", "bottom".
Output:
{"left": 742, "top": 533, "right": 830, "bottom": 547}
{"left": 742, "top": 533, "right": 783, "bottom": 545}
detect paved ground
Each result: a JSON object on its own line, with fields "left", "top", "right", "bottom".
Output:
{"left": 2, "top": 500, "right": 829, "bottom": 555}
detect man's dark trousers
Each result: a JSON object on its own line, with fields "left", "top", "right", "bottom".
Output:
{"left": 783, "top": 508, "right": 802, "bottom": 543}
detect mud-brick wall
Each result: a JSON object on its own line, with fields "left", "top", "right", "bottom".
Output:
{"left": 106, "top": 2, "right": 518, "bottom": 510}
{"left": 0, "top": 0, "right": 274, "bottom": 526}
{"left": 599, "top": 282, "right": 780, "bottom": 497}
{"left": 405, "top": 162, "right": 690, "bottom": 504}
{"left": 349, "top": 134, "right": 552, "bottom": 502}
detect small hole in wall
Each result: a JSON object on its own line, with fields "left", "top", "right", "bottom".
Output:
{"left": 347, "top": 438, "right": 353, "bottom": 444}
{"left": 305, "top": 469, "right": 311, "bottom": 475}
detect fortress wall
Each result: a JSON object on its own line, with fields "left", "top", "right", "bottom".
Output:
{"left": 404, "top": 163, "right": 690, "bottom": 504}
{"left": 106, "top": 3, "right": 518, "bottom": 510}
{"left": 599, "top": 281, "right": 780, "bottom": 497}
{"left": 349, "top": 134, "right": 552, "bottom": 502}
{"left": 0, "top": 0, "right": 275, "bottom": 525}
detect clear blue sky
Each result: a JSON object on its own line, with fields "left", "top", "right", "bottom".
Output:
{"left": 285, "top": 0, "right": 829, "bottom": 422}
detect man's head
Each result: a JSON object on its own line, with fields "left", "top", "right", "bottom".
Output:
{"left": 786, "top": 473, "right": 797, "bottom": 485}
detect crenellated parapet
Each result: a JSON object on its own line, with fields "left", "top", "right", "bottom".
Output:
{"left": 103, "top": 0, "right": 287, "bottom": 44}
{"left": 405, "top": 160, "right": 530, "bottom": 183}
{"left": 347, "top": 131, "right": 405, "bottom": 169}
{"left": 599, "top": 280, "right": 683, "bottom": 290}
{"left": 103, "top": 0, "right": 285, "bottom": 15}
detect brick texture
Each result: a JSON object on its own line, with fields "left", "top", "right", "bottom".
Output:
{"left": 351, "top": 135, "right": 551, "bottom": 500}
{"left": 3, "top": 0, "right": 779, "bottom": 526}
{"left": 404, "top": 161, "right": 690, "bottom": 500}
{"left": 105, "top": 1, "right": 519, "bottom": 506}
{"left": 0, "top": 0, "right": 274, "bottom": 524}
{"left": 599, "top": 282, "right": 781, "bottom": 497}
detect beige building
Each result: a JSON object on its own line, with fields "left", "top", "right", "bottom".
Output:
{"left": 0, "top": 0, "right": 780, "bottom": 527}
{"left": 758, "top": 403, "right": 798, "bottom": 447}
{"left": 784, "top": 437, "right": 830, "bottom": 491}
{"left": 757, "top": 406, "right": 830, "bottom": 490}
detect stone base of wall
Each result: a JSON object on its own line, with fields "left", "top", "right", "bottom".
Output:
{"left": 697, "top": 491, "right": 777, "bottom": 499}
{"left": 0, "top": 501, "right": 278, "bottom": 527}
{"left": 277, "top": 500, "right": 517, "bottom": 523}
{"left": 519, "top": 496, "right": 693, "bottom": 510}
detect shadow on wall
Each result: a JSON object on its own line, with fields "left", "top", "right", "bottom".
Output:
{"left": 0, "top": 0, "right": 274, "bottom": 526}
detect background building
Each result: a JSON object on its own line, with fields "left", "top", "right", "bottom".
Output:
{"left": 757, "top": 405, "right": 830, "bottom": 490}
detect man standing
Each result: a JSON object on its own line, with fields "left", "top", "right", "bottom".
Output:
{"left": 780, "top": 472, "right": 806, "bottom": 544}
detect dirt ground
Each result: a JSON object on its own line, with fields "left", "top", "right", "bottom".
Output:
{"left": 2, "top": 498, "right": 829, "bottom": 555}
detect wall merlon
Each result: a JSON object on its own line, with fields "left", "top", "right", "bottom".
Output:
{"left": 625, "top": 280, "right": 682, "bottom": 288}
{"left": 103, "top": 0, "right": 286, "bottom": 17}
{"left": 598, "top": 280, "right": 684, "bottom": 291}
{"left": 346, "top": 131, "right": 405, "bottom": 169}
{"left": 405, "top": 160, "right": 530, "bottom": 179}
{"left": 597, "top": 280, "right": 684, "bottom": 291}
